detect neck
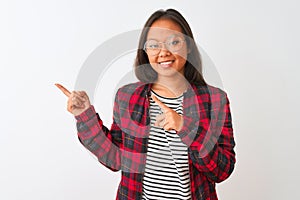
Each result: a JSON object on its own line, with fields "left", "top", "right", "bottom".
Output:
{"left": 152, "top": 75, "right": 188, "bottom": 97}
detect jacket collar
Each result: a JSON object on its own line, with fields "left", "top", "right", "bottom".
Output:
{"left": 141, "top": 82, "right": 198, "bottom": 99}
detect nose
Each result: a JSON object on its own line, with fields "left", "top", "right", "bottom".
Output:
{"left": 158, "top": 43, "right": 171, "bottom": 57}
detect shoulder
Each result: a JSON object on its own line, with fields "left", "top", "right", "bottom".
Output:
{"left": 118, "top": 81, "right": 145, "bottom": 90}
{"left": 117, "top": 81, "right": 147, "bottom": 93}
{"left": 193, "top": 84, "right": 228, "bottom": 102}
{"left": 114, "top": 81, "right": 149, "bottom": 100}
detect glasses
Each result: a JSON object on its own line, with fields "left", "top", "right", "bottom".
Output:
{"left": 143, "top": 35, "right": 186, "bottom": 56}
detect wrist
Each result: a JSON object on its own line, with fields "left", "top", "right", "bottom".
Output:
{"left": 75, "top": 105, "right": 95, "bottom": 122}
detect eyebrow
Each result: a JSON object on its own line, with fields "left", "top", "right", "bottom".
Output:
{"left": 146, "top": 33, "right": 184, "bottom": 41}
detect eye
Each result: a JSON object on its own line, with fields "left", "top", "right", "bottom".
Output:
{"left": 169, "top": 40, "right": 180, "bottom": 46}
{"left": 167, "top": 35, "right": 184, "bottom": 47}
{"left": 148, "top": 44, "right": 159, "bottom": 49}
{"left": 145, "top": 40, "right": 160, "bottom": 49}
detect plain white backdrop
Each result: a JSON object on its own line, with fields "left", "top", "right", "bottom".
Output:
{"left": 1, "top": 0, "right": 299, "bottom": 199}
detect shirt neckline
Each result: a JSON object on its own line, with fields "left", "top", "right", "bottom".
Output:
{"left": 150, "top": 89, "right": 184, "bottom": 100}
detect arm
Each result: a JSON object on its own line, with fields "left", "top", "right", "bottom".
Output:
{"left": 55, "top": 83, "right": 123, "bottom": 171}
{"left": 177, "top": 92, "right": 236, "bottom": 183}
{"left": 75, "top": 91, "right": 122, "bottom": 172}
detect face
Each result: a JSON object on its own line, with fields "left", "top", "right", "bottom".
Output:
{"left": 145, "top": 19, "right": 189, "bottom": 79}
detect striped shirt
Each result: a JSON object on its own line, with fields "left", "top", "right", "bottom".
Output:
{"left": 141, "top": 90, "right": 192, "bottom": 200}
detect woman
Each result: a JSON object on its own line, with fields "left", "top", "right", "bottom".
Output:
{"left": 59, "top": 8, "right": 236, "bottom": 200}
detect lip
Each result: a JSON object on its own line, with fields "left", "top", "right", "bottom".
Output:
{"left": 158, "top": 60, "right": 174, "bottom": 68}
{"left": 158, "top": 60, "right": 174, "bottom": 64}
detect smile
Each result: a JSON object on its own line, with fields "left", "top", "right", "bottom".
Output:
{"left": 158, "top": 60, "right": 174, "bottom": 68}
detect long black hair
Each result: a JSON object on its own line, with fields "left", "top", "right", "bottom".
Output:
{"left": 134, "top": 8, "right": 207, "bottom": 86}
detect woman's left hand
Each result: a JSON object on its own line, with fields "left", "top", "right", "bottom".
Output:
{"left": 152, "top": 95, "right": 184, "bottom": 132}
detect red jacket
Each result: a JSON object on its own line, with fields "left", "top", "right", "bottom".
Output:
{"left": 75, "top": 82, "right": 236, "bottom": 200}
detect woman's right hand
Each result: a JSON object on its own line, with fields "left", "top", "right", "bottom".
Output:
{"left": 67, "top": 90, "right": 91, "bottom": 116}
{"left": 55, "top": 83, "right": 91, "bottom": 116}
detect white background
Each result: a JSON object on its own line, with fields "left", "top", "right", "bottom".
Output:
{"left": 1, "top": 0, "right": 300, "bottom": 199}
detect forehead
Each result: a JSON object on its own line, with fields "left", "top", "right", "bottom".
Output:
{"left": 146, "top": 19, "right": 184, "bottom": 40}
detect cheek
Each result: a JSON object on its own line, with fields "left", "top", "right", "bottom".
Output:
{"left": 174, "top": 46, "right": 188, "bottom": 60}
{"left": 174, "top": 52, "right": 188, "bottom": 64}
{"left": 147, "top": 56, "right": 158, "bottom": 70}
{"left": 147, "top": 55, "right": 156, "bottom": 64}
{"left": 176, "top": 58, "right": 187, "bottom": 69}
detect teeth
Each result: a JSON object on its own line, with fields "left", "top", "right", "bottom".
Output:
{"left": 159, "top": 61, "right": 173, "bottom": 65}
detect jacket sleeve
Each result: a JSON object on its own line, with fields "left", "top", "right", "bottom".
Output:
{"left": 177, "top": 92, "right": 236, "bottom": 183}
{"left": 75, "top": 91, "right": 122, "bottom": 172}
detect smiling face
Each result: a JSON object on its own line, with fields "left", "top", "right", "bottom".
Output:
{"left": 145, "top": 19, "right": 189, "bottom": 79}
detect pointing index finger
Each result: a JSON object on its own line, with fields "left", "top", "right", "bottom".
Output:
{"left": 151, "top": 94, "right": 170, "bottom": 112}
{"left": 55, "top": 83, "right": 71, "bottom": 97}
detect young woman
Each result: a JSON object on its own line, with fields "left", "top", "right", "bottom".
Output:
{"left": 59, "top": 8, "right": 236, "bottom": 200}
